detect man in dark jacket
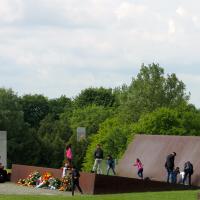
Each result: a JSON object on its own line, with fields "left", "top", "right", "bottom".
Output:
{"left": 183, "top": 161, "right": 193, "bottom": 186}
{"left": 165, "top": 152, "right": 176, "bottom": 183}
{"left": 91, "top": 144, "right": 103, "bottom": 174}
{"left": 71, "top": 166, "right": 83, "bottom": 196}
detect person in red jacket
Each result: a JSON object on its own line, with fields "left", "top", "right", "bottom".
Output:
{"left": 133, "top": 158, "right": 143, "bottom": 179}
{"left": 65, "top": 144, "right": 73, "bottom": 165}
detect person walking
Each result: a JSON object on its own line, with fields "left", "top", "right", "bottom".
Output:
{"left": 106, "top": 155, "right": 116, "bottom": 175}
{"left": 91, "top": 144, "right": 103, "bottom": 174}
{"left": 133, "top": 158, "right": 143, "bottom": 179}
{"left": 183, "top": 161, "right": 193, "bottom": 186}
{"left": 165, "top": 152, "right": 176, "bottom": 183}
{"left": 71, "top": 166, "right": 83, "bottom": 196}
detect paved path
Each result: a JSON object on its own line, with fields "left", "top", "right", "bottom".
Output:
{"left": 0, "top": 182, "right": 72, "bottom": 196}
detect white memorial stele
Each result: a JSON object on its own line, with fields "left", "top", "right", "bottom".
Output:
{"left": 0, "top": 131, "right": 7, "bottom": 168}
{"left": 77, "top": 127, "right": 86, "bottom": 142}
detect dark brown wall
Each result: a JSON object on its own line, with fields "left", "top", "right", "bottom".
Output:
{"left": 93, "top": 174, "right": 191, "bottom": 194}
{"left": 11, "top": 164, "right": 63, "bottom": 182}
{"left": 11, "top": 164, "right": 95, "bottom": 194}
{"left": 117, "top": 135, "right": 200, "bottom": 186}
{"left": 11, "top": 164, "right": 196, "bottom": 194}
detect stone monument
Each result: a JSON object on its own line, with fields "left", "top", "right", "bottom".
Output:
{"left": 0, "top": 131, "right": 7, "bottom": 168}
{"left": 77, "top": 127, "right": 86, "bottom": 142}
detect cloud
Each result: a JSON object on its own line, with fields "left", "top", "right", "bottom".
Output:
{"left": 0, "top": 0, "right": 200, "bottom": 107}
{"left": 168, "top": 19, "right": 176, "bottom": 34}
{"left": 115, "top": 2, "right": 147, "bottom": 20}
{"left": 176, "top": 7, "right": 187, "bottom": 17}
{"left": 0, "top": 0, "right": 24, "bottom": 23}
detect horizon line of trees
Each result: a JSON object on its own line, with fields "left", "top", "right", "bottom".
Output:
{"left": 1, "top": 63, "right": 200, "bottom": 170}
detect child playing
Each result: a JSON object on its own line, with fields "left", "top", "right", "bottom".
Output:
{"left": 171, "top": 167, "right": 180, "bottom": 183}
{"left": 106, "top": 155, "right": 116, "bottom": 175}
{"left": 133, "top": 158, "right": 143, "bottom": 179}
{"left": 62, "top": 161, "right": 71, "bottom": 178}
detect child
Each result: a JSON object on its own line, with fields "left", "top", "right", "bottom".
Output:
{"left": 71, "top": 166, "right": 83, "bottom": 196}
{"left": 179, "top": 171, "right": 185, "bottom": 184}
{"left": 133, "top": 158, "right": 143, "bottom": 179}
{"left": 171, "top": 167, "right": 180, "bottom": 183}
{"left": 65, "top": 144, "right": 73, "bottom": 165}
{"left": 62, "top": 161, "right": 71, "bottom": 178}
{"left": 106, "top": 155, "right": 116, "bottom": 175}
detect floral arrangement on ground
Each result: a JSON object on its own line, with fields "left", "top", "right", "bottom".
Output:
{"left": 17, "top": 170, "right": 72, "bottom": 191}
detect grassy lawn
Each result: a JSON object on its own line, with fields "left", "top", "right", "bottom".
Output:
{"left": 0, "top": 190, "right": 199, "bottom": 200}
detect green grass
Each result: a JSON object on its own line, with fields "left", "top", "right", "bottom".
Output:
{"left": 0, "top": 190, "right": 199, "bottom": 200}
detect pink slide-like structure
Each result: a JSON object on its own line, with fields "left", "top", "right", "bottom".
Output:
{"left": 117, "top": 134, "right": 200, "bottom": 186}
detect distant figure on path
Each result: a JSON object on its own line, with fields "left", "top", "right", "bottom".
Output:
{"left": 165, "top": 152, "right": 176, "bottom": 183}
{"left": 183, "top": 161, "right": 193, "bottom": 186}
{"left": 133, "top": 158, "right": 143, "bottom": 179}
{"left": 91, "top": 144, "right": 104, "bottom": 174}
{"left": 65, "top": 144, "right": 73, "bottom": 165}
{"left": 106, "top": 155, "right": 116, "bottom": 175}
{"left": 71, "top": 166, "right": 83, "bottom": 196}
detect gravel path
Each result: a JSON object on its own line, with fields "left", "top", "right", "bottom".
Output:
{"left": 0, "top": 182, "right": 72, "bottom": 196}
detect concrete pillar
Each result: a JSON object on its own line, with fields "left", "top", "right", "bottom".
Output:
{"left": 0, "top": 131, "right": 7, "bottom": 168}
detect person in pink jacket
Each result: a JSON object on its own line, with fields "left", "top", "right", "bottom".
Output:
{"left": 133, "top": 158, "right": 143, "bottom": 179}
{"left": 65, "top": 144, "right": 73, "bottom": 165}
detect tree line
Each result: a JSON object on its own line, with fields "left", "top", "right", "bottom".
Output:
{"left": 0, "top": 63, "right": 199, "bottom": 170}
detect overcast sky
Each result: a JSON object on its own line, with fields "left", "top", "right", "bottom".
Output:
{"left": 0, "top": 0, "right": 200, "bottom": 107}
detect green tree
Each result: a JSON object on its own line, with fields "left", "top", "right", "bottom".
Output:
{"left": 131, "top": 107, "right": 200, "bottom": 136}
{"left": 68, "top": 105, "right": 113, "bottom": 169}
{"left": 37, "top": 114, "right": 73, "bottom": 167}
{"left": 0, "top": 88, "right": 40, "bottom": 167}
{"left": 74, "top": 87, "right": 117, "bottom": 108}
{"left": 131, "top": 107, "right": 184, "bottom": 135}
{"left": 83, "top": 117, "right": 132, "bottom": 172}
{"left": 21, "top": 94, "right": 49, "bottom": 128}
{"left": 120, "top": 63, "right": 189, "bottom": 122}
{"left": 69, "top": 105, "right": 113, "bottom": 135}
{"left": 48, "top": 96, "right": 72, "bottom": 119}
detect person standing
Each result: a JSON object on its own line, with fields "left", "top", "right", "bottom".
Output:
{"left": 165, "top": 152, "right": 176, "bottom": 183}
{"left": 171, "top": 167, "right": 180, "bottom": 184}
{"left": 65, "top": 144, "right": 73, "bottom": 165}
{"left": 0, "top": 164, "right": 7, "bottom": 183}
{"left": 71, "top": 166, "right": 83, "bottom": 196}
{"left": 133, "top": 158, "right": 143, "bottom": 179}
{"left": 183, "top": 161, "right": 193, "bottom": 186}
{"left": 106, "top": 155, "right": 116, "bottom": 175}
{"left": 91, "top": 144, "right": 104, "bottom": 174}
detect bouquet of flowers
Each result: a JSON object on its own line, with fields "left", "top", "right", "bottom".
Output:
{"left": 17, "top": 171, "right": 41, "bottom": 186}
{"left": 17, "top": 170, "right": 73, "bottom": 192}
{"left": 48, "top": 177, "right": 61, "bottom": 190}
{"left": 59, "top": 174, "right": 72, "bottom": 191}
{"left": 36, "top": 172, "right": 52, "bottom": 188}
